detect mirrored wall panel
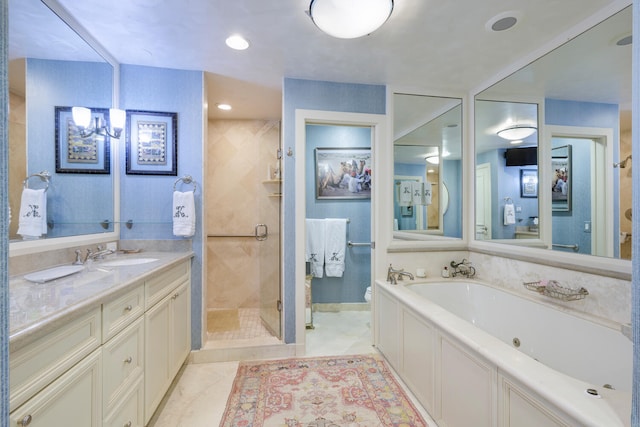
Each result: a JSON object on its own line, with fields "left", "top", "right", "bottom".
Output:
{"left": 393, "top": 94, "right": 462, "bottom": 240}
{"left": 474, "top": 5, "right": 631, "bottom": 260}
{"left": 9, "top": 0, "right": 115, "bottom": 242}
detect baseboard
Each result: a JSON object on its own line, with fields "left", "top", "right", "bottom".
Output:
{"left": 313, "top": 302, "right": 370, "bottom": 312}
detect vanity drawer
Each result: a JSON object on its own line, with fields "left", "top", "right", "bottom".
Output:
{"left": 103, "top": 376, "right": 144, "bottom": 427}
{"left": 102, "top": 283, "right": 144, "bottom": 342}
{"left": 145, "top": 261, "right": 190, "bottom": 308}
{"left": 10, "top": 307, "right": 102, "bottom": 412}
{"left": 102, "top": 317, "right": 144, "bottom": 414}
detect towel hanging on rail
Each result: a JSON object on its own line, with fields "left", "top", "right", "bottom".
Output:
{"left": 324, "top": 218, "right": 347, "bottom": 277}
{"left": 305, "top": 219, "right": 325, "bottom": 278}
{"left": 504, "top": 202, "right": 516, "bottom": 226}
{"left": 17, "top": 188, "right": 47, "bottom": 239}
{"left": 173, "top": 190, "right": 196, "bottom": 237}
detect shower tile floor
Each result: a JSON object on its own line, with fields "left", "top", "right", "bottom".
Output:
{"left": 205, "top": 308, "right": 280, "bottom": 349}
{"left": 149, "top": 310, "right": 438, "bottom": 427}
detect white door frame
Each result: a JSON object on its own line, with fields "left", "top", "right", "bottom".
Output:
{"left": 475, "top": 162, "right": 492, "bottom": 240}
{"left": 294, "top": 109, "right": 387, "bottom": 354}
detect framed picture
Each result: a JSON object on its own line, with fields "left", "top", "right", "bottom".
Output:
{"left": 125, "top": 110, "right": 178, "bottom": 175}
{"left": 520, "top": 169, "right": 538, "bottom": 198}
{"left": 55, "top": 106, "right": 110, "bottom": 174}
{"left": 315, "top": 147, "right": 372, "bottom": 199}
{"left": 552, "top": 145, "right": 572, "bottom": 211}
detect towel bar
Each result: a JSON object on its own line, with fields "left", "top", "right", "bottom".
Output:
{"left": 173, "top": 175, "right": 197, "bottom": 192}
{"left": 552, "top": 243, "right": 579, "bottom": 251}
{"left": 23, "top": 170, "right": 51, "bottom": 192}
{"left": 348, "top": 241, "right": 373, "bottom": 248}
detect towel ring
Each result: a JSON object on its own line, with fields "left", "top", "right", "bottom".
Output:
{"left": 23, "top": 171, "right": 51, "bottom": 192}
{"left": 173, "top": 175, "right": 197, "bottom": 193}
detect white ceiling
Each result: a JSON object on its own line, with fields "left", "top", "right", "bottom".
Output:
{"left": 38, "top": 0, "right": 627, "bottom": 120}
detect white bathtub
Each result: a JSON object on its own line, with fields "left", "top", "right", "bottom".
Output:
{"left": 374, "top": 279, "right": 632, "bottom": 427}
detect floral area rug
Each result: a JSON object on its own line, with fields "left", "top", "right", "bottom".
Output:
{"left": 220, "top": 354, "right": 428, "bottom": 427}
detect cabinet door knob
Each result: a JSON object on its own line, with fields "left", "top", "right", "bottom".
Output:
{"left": 124, "top": 305, "right": 133, "bottom": 311}
{"left": 123, "top": 356, "right": 133, "bottom": 364}
{"left": 124, "top": 421, "right": 132, "bottom": 427}
{"left": 19, "top": 415, "right": 32, "bottom": 426}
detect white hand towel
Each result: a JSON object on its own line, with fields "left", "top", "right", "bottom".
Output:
{"left": 324, "top": 218, "right": 347, "bottom": 278}
{"left": 398, "top": 181, "right": 413, "bottom": 206}
{"left": 17, "top": 188, "right": 47, "bottom": 239}
{"left": 411, "top": 181, "right": 424, "bottom": 205}
{"left": 305, "top": 219, "right": 325, "bottom": 278}
{"left": 173, "top": 191, "right": 196, "bottom": 237}
{"left": 504, "top": 203, "right": 516, "bottom": 225}
{"left": 423, "top": 182, "right": 433, "bottom": 206}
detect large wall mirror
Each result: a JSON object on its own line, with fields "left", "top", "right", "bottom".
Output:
{"left": 474, "top": 5, "right": 631, "bottom": 263}
{"left": 9, "top": 0, "right": 117, "bottom": 253}
{"left": 393, "top": 93, "right": 463, "bottom": 241}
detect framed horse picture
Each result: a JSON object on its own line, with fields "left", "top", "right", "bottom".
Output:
{"left": 315, "top": 147, "right": 372, "bottom": 200}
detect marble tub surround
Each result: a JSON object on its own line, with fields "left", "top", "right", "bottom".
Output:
{"left": 9, "top": 250, "right": 193, "bottom": 352}
{"left": 468, "top": 252, "right": 631, "bottom": 325}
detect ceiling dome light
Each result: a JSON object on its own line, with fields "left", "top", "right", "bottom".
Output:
{"left": 425, "top": 156, "right": 439, "bottom": 165}
{"left": 216, "top": 103, "right": 232, "bottom": 111}
{"left": 497, "top": 125, "right": 536, "bottom": 141}
{"left": 225, "top": 35, "right": 250, "bottom": 50}
{"left": 309, "top": 0, "right": 394, "bottom": 39}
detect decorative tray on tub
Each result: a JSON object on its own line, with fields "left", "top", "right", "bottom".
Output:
{"left": 523, "top": 280, "right": 589, "bottom": 301}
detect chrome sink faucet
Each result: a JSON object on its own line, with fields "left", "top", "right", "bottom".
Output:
{"left": 73, "top": 246, "right": 115, "bottom": 265}
{"left": 387, "top": 264, "right": 415, "bottom": 285}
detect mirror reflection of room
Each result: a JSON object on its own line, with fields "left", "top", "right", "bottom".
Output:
{"left": 474, "top": 5, "right": 631, "bottom": 260}
{"left": 392, "top": 93, "right": 462, "bottom": 240}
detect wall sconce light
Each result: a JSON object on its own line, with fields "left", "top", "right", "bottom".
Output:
{"left": 497, "top": 124, "right": 537, "bottom": 141}
{"left": 308, "top": 0, "right": 394, "bottom": 39}
{"left": 72, "top": 106, "right": 126, "bottom": 139}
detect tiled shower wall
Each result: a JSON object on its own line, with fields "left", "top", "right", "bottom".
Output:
{"left": 206, "top": 120, "right": 280, "bottom": 311}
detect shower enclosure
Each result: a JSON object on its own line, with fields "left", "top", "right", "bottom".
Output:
{"left": 206, "top": 120, "right": 282, "bottom": 344}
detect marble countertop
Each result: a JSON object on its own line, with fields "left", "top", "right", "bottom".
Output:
{"left": 9, "top": 251, "right": 193, "bottom": 352}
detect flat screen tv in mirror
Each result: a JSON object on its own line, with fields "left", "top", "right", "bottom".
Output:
{"left": 474, "top": 5, "right": 631, "bottom": 261}
{"left": 393, "top": 93, "right": 462, "bottom": 241}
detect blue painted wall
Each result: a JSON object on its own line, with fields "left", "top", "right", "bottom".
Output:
{"left": 282, "top": 78, "right": 385, "bottom": 343}
{"left": 443, "top": 159, "right": 463, "bottom": 238}
{"left": 305, "top": 124, "right": 371, "bottom": 304}
{"left": 545, "top": 98, "right": 620, "bottom": 256}
{"left": 119, "top": 64, "right": 205, "bottom": 349}
{"left": 477, "top": 149, "right": 538, "bottom": 239}
{"left": 27, "top": 59, "right": 113, "bottom": 238}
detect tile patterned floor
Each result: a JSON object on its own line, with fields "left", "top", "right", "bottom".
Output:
{"left": 148, "top": 310, "right": 438, "bottom": 427}
{"left": 206, "top": 308, "right": 281, "bottom": 348}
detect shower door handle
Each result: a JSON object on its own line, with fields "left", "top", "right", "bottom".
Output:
{"left": 255, "top": 224, "right": 268, "bottom": 241}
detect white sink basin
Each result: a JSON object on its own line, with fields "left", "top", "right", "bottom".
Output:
{"left": 101, "top": 257, "right": 159, "bottom": 267}
{"left": 24, "top": 265, "right": 85, "bottom": 283}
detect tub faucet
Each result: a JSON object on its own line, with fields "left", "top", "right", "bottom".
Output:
{"left": 450, "top": 259, "right": 476, "bottom": 278}
{"left": 387, "top": 264, "right": 414, "bottom": 284}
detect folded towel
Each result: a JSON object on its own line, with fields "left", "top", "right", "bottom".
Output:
{"left": 504, "top": 202, "right": 516, "bottom": 225}
{"left": 305, "top": 219, "right": 325, "bottom": 278}
{"left": 411, "top": 181, "right": 424, "bottom": 205}
{"left": 17, "top": 188, "right": 47, "bottom": 239}
{"left": 173, "top": 191, "right": 196, "bottom": 237}
{"left": 424, "top": 181, "right": 433, "bottom": 206}
{"left": 398, "top": 181, "right": 413, "bottom": 206}
{"left": 324, "top": 218, "right": 347, "bottom": 277}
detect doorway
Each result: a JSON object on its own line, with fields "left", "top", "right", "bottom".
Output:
{"left": 294, "top": 110, "right": 386, "bottom": 353}
{"left": 475, "top": 162, "right": 492, "bottom": 240}
{"left": 205, "top": 120, "right": 282, "bottom": 348}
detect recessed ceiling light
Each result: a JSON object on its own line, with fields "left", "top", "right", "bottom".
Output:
{"left": 616, "top": 35, "right": 632, "bottom": 46}
{"left": 486, "top": 11, "right": 522, "bottom": 32}
{"left": 225, "top": 35, "right": 250, "bottom": 50}
{"left": 217, "top": 103, "right": 232, "bottom": 111}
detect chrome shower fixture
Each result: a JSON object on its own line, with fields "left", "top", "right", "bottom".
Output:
{"left": 614, "top": 154, "right": 632, "bottom": 168}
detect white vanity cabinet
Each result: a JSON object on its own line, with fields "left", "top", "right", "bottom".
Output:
{"left": 10, "top": 342, "right": 103, "bottom": 427}
{"left": 9, "top": 255, "right": 192, "bottom": 427}
{"left": 144, "top": 262, "right": 191, "bottom": 424}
